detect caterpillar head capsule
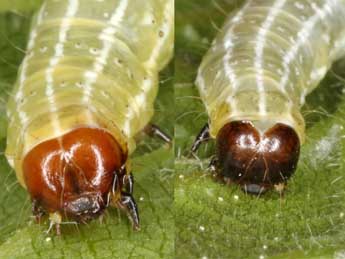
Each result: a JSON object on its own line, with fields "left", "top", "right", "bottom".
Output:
{"left": 216, "top": 121, "right": 300, "bottom": 194}
{"left": 23, "top": 127, "right": 125, "bottom": 222}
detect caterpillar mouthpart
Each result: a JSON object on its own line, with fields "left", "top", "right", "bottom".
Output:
{"left": 64, "top": 193, "right": 105, "bottom": 220}
{"left": 216, "top": 121, "right": 300, "bottom": 194}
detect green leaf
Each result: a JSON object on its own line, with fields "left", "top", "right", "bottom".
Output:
{"left": 0, "top": 7, "right": 174, "bottom": 259}
{"left": 175, "top": 1, "right": 345, "bottom": 258}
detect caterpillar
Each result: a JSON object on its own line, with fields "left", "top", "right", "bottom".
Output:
{"left": 192, "top": 0, "right": 345, "bottom": 194}
{"left": 4, "top": 0, "right": 173, "bottom": 233}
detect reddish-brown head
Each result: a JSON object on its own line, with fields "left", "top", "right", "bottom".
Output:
{"left": 216, "top": 121, "right": 300, "bottom": 194}
{"left": 23, "top": 127, "right": 126, "bottom": 221}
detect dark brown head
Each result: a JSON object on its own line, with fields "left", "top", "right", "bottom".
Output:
{"left": 216, "top": 121, "right": 300, "bottom": 194}
{"left": 23, "top": 127, "right": 126, "bottom": 221}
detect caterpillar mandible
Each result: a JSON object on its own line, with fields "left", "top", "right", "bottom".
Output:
{"left": 5, "top": 0, "right": 173, "bottom": 233}
{"left": 192, "top": 0, "right": 345, "bottom": 194}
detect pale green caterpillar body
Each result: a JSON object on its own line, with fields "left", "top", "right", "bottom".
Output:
{"left": 5, "top": 0, "right": 174, "bottom": 187}
{"left": 196, "top": 0, "right": 345, "bottom": 143}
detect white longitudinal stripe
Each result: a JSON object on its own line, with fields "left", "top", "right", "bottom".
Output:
{"left": 123, "top": 1, "right": 172, "bottom": 136}
{"left": 279, "top": 1, "right": 334, "bottom": 102}
{"left": 123, "top": 77, "right": 153, "bottom": 136}
{"left": 196, "top": 3, "right": 250, "bottom": 98}
{"left": 254, "top": 0, "right": 287, "bottom": 116}
{"left": 45, "top": 0, "right": 79, "bottom": 136}
{"left": 83, "top": 0, "right": 129, "bottom": 105}
{"left": 144, "top": 1, "right": 172, "bottom": 69}
{"left": 15, "top": 3, "right": 46, "bottom": 126}
{"left": 222, "top": 0, "right": 252, "bottom": 115}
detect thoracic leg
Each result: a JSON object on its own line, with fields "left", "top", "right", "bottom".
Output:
{"left": 123, "top": 172, "right": 134, "bottom": 194}
{"left": 144, "top": 123, "right": 172, "bottom": 144}
{"left": 191, "top": 123, "right": 210, "bottom": 153}
{"left": 118, "top": 192, "right": 140, "bottom": 230}
{"left": 48, "top": 212, "right": 62, "bottom": 235}
{"left": 32, "top": 199, "right": 45, "bottom": 223}
{"left": 208, "top": 156, "right": 218, "bottom": 174}
{"left": 112, "top": 168, "right": 139, "bottom": 230}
